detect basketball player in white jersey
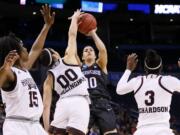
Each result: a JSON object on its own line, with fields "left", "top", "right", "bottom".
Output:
{"left": 43, "top": 10, "right": 90, "bottom": 135}
{"left": 116, "top": 49, "right": 180, "bottom": 135}
{"left": 0, "top": 5, "right": 55, "bottom": 135}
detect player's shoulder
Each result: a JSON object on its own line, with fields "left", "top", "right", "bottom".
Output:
{"left": 130, "top": 75, "right": 143, "bottom": 83}
{"left": 161, "top": 74, "right": 178, "bottom": 79}
{"left": 160, "top": 75, "right": 179, "bottom": 82}
{"left": 82, "top": 63, "right": 99, "bottom": 70}
{"left": 11, "top": 67, "right": 28, "bottom": 74}
{"left": 49, "top": 60, "right": 61, "bottom": 70}
{"left": 81, "top": 64, "right": 88, "bottom": 70}
{"left": 11, "top": 67, "right": 18, "bottom": 72}
{"left": 134, "top": 75, "right": 143, "bottom": 80}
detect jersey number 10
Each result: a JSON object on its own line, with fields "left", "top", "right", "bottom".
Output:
{"left": 88, "top": 77, "right": 97, "bottom": 88}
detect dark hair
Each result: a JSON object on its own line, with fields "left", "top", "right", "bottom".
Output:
{"left": 39, "top": 48, "right": 54, "bottom": 67}
{"left": 0, "top": 33, "right": 22, "bottom": 66}
{"left": 144, "top": 49, "right": 162, "bottom": 74}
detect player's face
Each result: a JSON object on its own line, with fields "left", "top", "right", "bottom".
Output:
{"left": 82, "top": 46, "right": 96, "bottom": 61}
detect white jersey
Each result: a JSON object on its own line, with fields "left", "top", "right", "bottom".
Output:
{"left": 1, "top": 67, "right": 43, "bottom": 120}
{"left": 49, "top": 59, "right": 89, "bottom": 99}
{"left": 116, "top": 69, "right": 180, "bottom": 128}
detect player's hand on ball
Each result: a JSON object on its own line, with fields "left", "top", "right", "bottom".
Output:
{"left": 68, "top": 9, "right": 84, "bottom": 21}
{"left": 126, "top": 53, "right": 138, "bottom": 71}
{"left": 86, "top": 28, "right": 97, "bottom": 36}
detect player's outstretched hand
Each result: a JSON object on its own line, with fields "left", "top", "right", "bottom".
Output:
{"left": 3, "top": 50, "right": 19, "bottom": 70}
{"left": 40, "top": 4, "right": 55, "bottom": 27}
{"left": 126, "top": 53, "right": 138, "bottom": 71}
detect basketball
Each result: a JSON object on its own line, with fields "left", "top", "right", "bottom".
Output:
{"left": 78, "top": 13, "right": 97, "bottom": 35}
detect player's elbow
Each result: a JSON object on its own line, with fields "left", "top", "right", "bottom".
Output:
{"left": 116, "top": 87, "right": 125, "bottom": 95}
{"left": 98, "top": 48, "right": 107, "bottom": 55}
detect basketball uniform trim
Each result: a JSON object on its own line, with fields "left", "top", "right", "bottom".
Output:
{"left": 159, "top": 76, "right": 173, "bottom": 94}
{"left": 134, "top": 77, "right": 143, "bottom": 95}
{"left": 62, "top": 59, "right": 79, "bottom": 67}
{"left": 47, "top": 71, "right": 55, "bottom": 90}
{"left": 6, "top": 116, "right": 39, "bottom": 123}
{"left": 14, "top": 67, "right": 27, "bottom": 72}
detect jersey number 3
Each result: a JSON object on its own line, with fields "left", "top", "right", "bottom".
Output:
{"left": 145, "top": 91, "right": 155, "bottom": 106}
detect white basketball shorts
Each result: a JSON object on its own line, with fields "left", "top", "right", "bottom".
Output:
{"left": 51, "top": 96, "right": 90, "bottom": 134}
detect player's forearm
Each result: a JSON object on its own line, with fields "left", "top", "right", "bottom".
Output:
{"left": 91, "top": 32, "right": 107, "bottom": 53}
{"left": 68, "top": 18, "right": 78, "bottom": 37}
{"left": 43, "top": 78, "right": 53, "bottom": 131}
{"left": 43, "top": 94, "right": 51, "bottom": 131}
{"left": 116, "top": 69, "right": 132, "bottom": 95}
{"left": 43, "top": 107, "right": 51, "bottom": 131}
{"left": 0, "top": 66, "right": 9, "bottom": 88}
{"left": 67, "top": 18, "right": 78, "bottom": 55}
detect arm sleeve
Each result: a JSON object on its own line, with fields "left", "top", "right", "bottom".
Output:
{"left": 116, "top": 69, "right": 137, "bottom": 95}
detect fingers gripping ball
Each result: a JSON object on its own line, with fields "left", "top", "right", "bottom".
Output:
{"left": 78, "top": 13, "right": 97, "bottom": 34}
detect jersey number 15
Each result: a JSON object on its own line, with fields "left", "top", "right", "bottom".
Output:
{"left": 29, "top": 91, "right": 38, "bottom": 107}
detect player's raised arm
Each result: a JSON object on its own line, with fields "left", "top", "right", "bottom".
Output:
{"left": 116, "top": 53, "right": 138, "bottom": 95}
{"left": 26, "top": 5, "right": 55, "bottom": 70}
{"left": 43, "top": 73, "right": 53, "bottom": 132}
{"left": 65, "top": 10, "right": 82, "bottom": 59}
{"left": 88, "top": 29, "right": 108, "bottom": 73}
{"left": 0, "top": 50, "right": 19, "bottom": 89}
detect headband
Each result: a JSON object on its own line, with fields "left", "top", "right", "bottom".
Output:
{"left": 144, "top": 58, "right": 162, "bottom": 70}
